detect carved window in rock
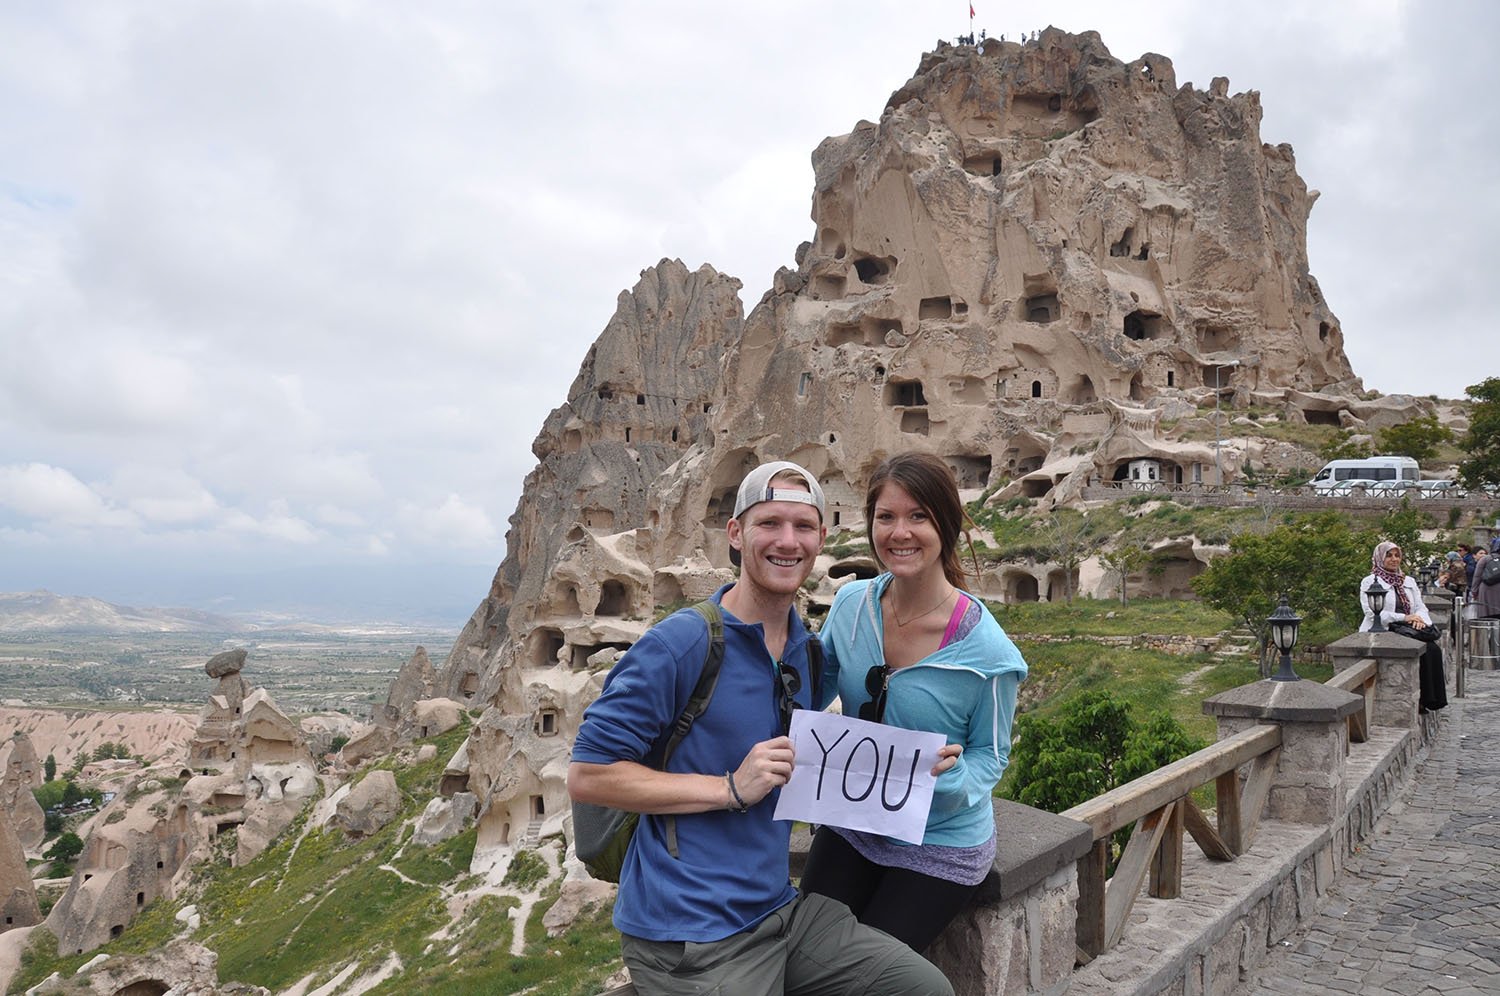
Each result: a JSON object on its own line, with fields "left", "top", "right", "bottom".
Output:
{"left": 884, "top": 379, "right": 927, "bottom": 408}
{"left": 529, "top": 629, "right": 565, "bottom": 669}
{"left": 460, "top": 672, "right": 480, "bottom": 699}
{"left": 852, "top": 254, "right": 896, "bottom": 286}
{"left": 948, "top": 455, "right": 992, "bottom": 490}
{"left": 1123, "top": 310, "right": 1164, "bottom": 341}
{"left": 798, "top": 372, "right": 812, "bottom": 396}
{"left": 531, "top": 795, "right": 545, "bottom": 819}
{"left": 1024, "top": 294, "right": 1060, "bottom": 324}
{"left": 919, "top": 297, "right": 952, "bottom": 320}
{"left": 1167, "top": 371, "right": 1175, "bottom": 387}
{"left": 597, "top": 579, "right": 629, "bottom": 617}
{"left": 1031, "top": 380, "right": 1042, "bottom": 399}
{"left": 536, "top": 710, "right": 559, "bottom": 736}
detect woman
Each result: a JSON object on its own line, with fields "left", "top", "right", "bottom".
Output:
{"left": 801, "top": 453, "right": 1028, "bottom": 952}
{"left": 1359, "top": 540, "right": 1447, "bottom": 713}
{"left": 1438, "top": 551, "right": 1467, "bottom": 598}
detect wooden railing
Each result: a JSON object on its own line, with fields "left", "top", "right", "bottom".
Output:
{"left": 1061, "top": 724, "right": 1281, "bottom": 959}
{"left": 1061, "top": 656, "right": 1379, "bottom": 960}
{"left": 1326, "top": 657, "right": 1378, "bottom": 743}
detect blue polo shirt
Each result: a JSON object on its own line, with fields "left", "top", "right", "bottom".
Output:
{"left": 571, "top": 588, "right": 816, "bottom": 942}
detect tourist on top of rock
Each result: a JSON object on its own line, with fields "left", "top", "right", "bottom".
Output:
{"left": 1360, "top": 541, "right": 1447, "bottom": 714}
{"left": 800, "top": 453, "right": 1028, "bottom": 954}
{"left": 568, "top": 460, "right": 953, "bottom": 996}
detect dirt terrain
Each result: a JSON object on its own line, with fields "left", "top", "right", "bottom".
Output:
{"left": 0, "top": 705, "right": 197, "bottom": 767}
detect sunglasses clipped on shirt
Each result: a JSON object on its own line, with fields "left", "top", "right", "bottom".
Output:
{"left": 859, "top": 664, "right": 890, "bottom": 723}
{"left": 775, "top": 661, "right": 802, "bottom": 736}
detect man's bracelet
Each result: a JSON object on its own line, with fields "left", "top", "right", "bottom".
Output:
{"left": 726, "top": 772, "right": 749, "bottom": 813}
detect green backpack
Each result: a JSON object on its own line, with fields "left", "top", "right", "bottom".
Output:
{"left": 570, "top": 600, "right": 821, "bottom": 883}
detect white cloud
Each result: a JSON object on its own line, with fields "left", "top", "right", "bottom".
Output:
{"left": 0, "top": 463, "right": 137, "bottom": 528}
{"left": 399, "top": 494, "right": 498, "bottom": 551}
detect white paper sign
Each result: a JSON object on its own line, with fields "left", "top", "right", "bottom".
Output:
{"left": 773, "top": 710, "right": 947, "bottom": 844}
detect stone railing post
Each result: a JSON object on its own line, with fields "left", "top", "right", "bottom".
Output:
{"left": 1325, "top": 632, "right": 1424, "bottom": 728}
{"left": 924, "top": 800, "right": 1093, "bottom": 996}
{"left": 1203, "top": 680, "right": 1363, "bottom": 826}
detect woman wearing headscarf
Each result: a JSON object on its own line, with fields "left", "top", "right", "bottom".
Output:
{"left": 1359, "top": 540, "right": 1447, "bottom": 712}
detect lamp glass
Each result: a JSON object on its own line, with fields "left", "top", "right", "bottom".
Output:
{"left": 1267, "top": 595, "right": 1301, "bottom": 653}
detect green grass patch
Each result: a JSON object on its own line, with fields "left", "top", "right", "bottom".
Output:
{"left": 991, "top": 596, "right": 1234, "bottom": 638}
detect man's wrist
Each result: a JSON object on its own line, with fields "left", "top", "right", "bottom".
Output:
{"left": 725, "top": 771, "right": 749, "bottom": 813}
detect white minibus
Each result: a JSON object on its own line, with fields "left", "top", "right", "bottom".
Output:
{"left": 1308, "top": 455, "right": 1419, "bottom": 494}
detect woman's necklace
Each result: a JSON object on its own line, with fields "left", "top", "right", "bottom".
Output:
{"left": 887, "top": 586, "right": 954, "bottom": 627}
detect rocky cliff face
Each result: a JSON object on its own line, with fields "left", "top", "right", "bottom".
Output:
{"left": 429, "top": 30, "right": 1364, "bottom": 863}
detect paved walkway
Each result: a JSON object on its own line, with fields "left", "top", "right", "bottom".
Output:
{"left": 1237, "top": 668, "right": 1500, "bottom": 996}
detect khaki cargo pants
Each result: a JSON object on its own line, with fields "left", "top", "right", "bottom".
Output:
{"left": 620, "top": 892, "right": 953, "bottom": 996}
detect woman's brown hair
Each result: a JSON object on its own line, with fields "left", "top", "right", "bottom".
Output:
{"left": 864, "top": 453, "right": 979, "bottom": 589}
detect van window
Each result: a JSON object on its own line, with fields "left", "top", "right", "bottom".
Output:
{"left": 1403, "top": 468, "right": 1417, "bottom": 481}
{"left": 1313, "top": 469, "right": 1330, "bottom": 482}
{"left": 1375, "top": 468, "right": 1396, "bottom": 481}
{"left": 1335, "top": 468, "right": 1364, "bottom": 481}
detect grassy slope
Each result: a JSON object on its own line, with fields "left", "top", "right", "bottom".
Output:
{"left": 9, "top": 721, "right": 621, "bottom": 996}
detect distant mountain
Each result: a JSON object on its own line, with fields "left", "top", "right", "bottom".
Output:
{"left": 0, "top": 590, "right": 247, "bottom": 634}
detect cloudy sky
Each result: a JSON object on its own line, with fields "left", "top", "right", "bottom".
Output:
{"left": 1, "top": 1, "right": 1494, "bottom": 624}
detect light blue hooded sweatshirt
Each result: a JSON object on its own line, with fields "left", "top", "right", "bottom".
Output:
{"left": 818, "top": 574, "right": 1028, "bottom": 848}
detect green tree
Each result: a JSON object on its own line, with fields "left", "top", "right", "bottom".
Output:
{"left": 1099, "top": 544, "right": 1148, "bottom": 604}
{"left": 43, "top": 753, "right": 56, "bottom": 782}
{"left": 1377, "top": 415, "right": 1453, "bottom": 463}
{"left": 1192, "top": 512, "right": 1375, "bottom": 675}
{"left": 44, "top": 831, "right": 83, "bottom": 866}
{"left": 1457, "top": 377, "right": 1500, "bottom": 489}
{"left": 1040, "top": 511, "right": 1093, "bottom": 602}
{"left": 61, "top": 782, "right": 83, "bottom": 807}
{"left": 1317, "top": 429, "right": 1370, "bottom": 462}
{"left": 1002, "top": 690, "right": 1204, "bottom": 813}
{"left": 1002, "top": 691, "right": 1204, "bottom": 870}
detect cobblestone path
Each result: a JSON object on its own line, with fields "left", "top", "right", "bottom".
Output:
{"left": 1237, "top": 668, "right": 1500, "bottom": 996}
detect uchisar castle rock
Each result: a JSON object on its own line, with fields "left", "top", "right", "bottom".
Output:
{"left": 421, "top": 28, "right": 1427, "bottom": 891}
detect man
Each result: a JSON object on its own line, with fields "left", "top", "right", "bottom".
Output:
{"left": 569, "top": 461, "right": 953, "bottom": 996}
{"left": 1460, "top": 543, "right": 1477, "bottom": 588}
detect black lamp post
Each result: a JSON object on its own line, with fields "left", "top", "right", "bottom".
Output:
{"left": 1417, "top": 563, "right": 1435, "bottom": 592}
{"left": 1268, "top": 594, "right": 1302, "bottom": 682}
{"left": 1365, "top": 582, "right": 1388, "bottom": 632}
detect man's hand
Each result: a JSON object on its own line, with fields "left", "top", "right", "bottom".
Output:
{"left": 730, "top": 736, "right": 795, "bottom": 807}
{"left": 931, "top": 743, "right": 963, "bottom": 776}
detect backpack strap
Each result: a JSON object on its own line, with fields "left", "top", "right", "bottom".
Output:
{"left": 660, "top": 600, "right": 725, "bottom": 858}
{"left": 806, "top": 630, "right": 824, "bottom": 709}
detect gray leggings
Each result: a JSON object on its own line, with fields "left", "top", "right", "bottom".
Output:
{"left": 620, "top": 892, "right": 953, "bottom": 996}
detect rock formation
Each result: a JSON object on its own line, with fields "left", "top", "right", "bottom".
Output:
{"left": 378, "top": 646, "right": 435, "bottom": 729}
{"left": 43, "top": 793, "right": 193, "bottom": 956}
{"left": 187, "top": 650, "right": 251, "bottom": 768}
{"left": 0, "top": 806, "right": 41, "bottom": 932}
{"left": 335, "top": 770, "right": 401, "bottom": 838}
{"left": 25, "top": 939, "right": 260, "bottom": 995}
{"left": 419, "top": 30, "right": 1392, "bottom": 870}
{"left": 181, "top": 654, "right": 319, "bottom": 865}
{"left": 0, "top": 733, "right": 45, "bottom": 852}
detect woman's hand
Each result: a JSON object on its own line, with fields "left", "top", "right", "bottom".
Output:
{"left": 931, "top": 743, "right": 963, "bottom": 776}
{"left": 1405, "top": 613, "right": 1424, "bottom": 626}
